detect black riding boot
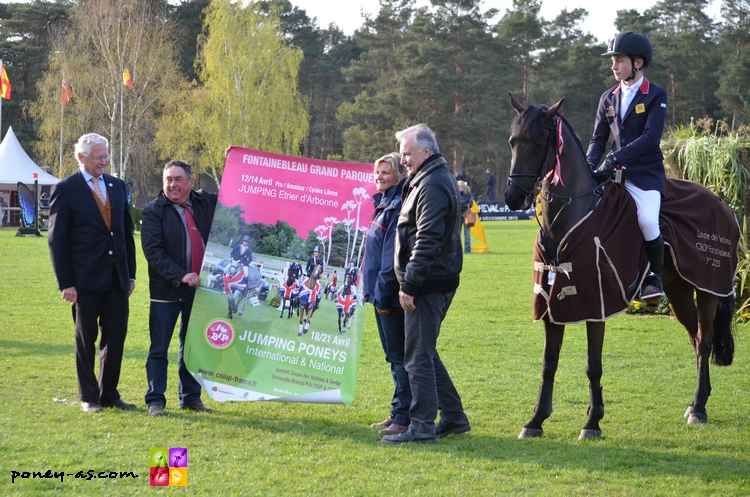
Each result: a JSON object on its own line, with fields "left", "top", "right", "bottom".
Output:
{"left": 641, "top": 235, "right": 664, "bottom": 299}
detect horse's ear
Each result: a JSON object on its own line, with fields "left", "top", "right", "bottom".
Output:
{"left": 509, "top": 93, "right": 525, "bottom": 115}
{"left": 545, "top": 97, "right": 565, "bottom": 119}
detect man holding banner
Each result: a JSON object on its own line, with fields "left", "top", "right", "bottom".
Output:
{"left": 141, "top": 160, "right": 217, "bottom": 416}
{"left": 383, "top": 124, "right": 471, "bottom": 444}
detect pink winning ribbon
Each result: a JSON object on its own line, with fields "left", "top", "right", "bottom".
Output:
{"left": 543, "top": 119, "right": 565, "bottom": 186}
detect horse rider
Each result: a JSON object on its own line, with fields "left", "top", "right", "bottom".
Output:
{"left": 231, "top": 235, "right": 253, "bottom": 267}
{"left": 587, "top": 31, "right": 668, "bottom": 300}
{"left": 344, "top": 258, "right": 359, "bottom": 286}
{"left": 306, "top": 246, "right": 324, "bottom": 277}
{"left": 289, "top": 253, "right": 303, "bottom": 283}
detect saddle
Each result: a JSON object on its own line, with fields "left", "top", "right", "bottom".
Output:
{"left": 532, "top": 179, "right": 739, "bottom": 324}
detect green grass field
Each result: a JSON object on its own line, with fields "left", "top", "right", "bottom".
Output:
{"left": 1, "top": 222, "right": 748, "bottom": 496}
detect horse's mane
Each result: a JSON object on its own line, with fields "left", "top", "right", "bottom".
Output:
{"left": 559, "top": 115, "right": 586, "bottom": 158}
{"left": 510, "top": 104, "right": 586, "bottom": 158}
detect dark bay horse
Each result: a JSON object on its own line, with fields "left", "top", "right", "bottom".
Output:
{"left": 504, "top": 94, "right": 736, "bottom": 440}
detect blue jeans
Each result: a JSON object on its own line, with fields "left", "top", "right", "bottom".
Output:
{"left": 403, "top": 291, "right": 467, "bottom": 435}
{"left": 460, "top": 218, "right": 471, "bottom": 253}
{"left": 375, "top": 307, "right": 411, "bottom": 426}
{"left": 486, "top": 186, "right": 495, "bottom": 202}
{"left": 145, "top": 287, "right": 202, "bottom": 408}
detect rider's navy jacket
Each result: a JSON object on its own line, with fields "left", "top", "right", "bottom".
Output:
{"left": 141, "top": 189, "right": 217, "bottom": 302}
{"left": 231, "top": 243, "right": 253, "bottom": 266}
{"left": 306, "top": 255, "right": 324, "bottom": 277}
{"left": 364, "top": 177, "right": 406, "bottom": 310}
{"left": 587, "top": 77, "right": 668, "bottom": 194}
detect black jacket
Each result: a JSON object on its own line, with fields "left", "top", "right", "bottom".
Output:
{"left": 141, "top": 189, "right": 217, "bottom": 302}
{"left": 395, "top": 154, "right": 462, "bottom": 296}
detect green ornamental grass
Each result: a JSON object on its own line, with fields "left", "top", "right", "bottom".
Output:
{"left": 0, "top": 223, "right": 748, "bottom": 496}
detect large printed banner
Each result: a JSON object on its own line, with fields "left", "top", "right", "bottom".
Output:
{"left": 185, "top": 147, "right": 375, "bottom": 404}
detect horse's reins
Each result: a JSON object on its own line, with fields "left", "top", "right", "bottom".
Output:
{"left": 509, "top": 115, "right": 610, "bottom": 264}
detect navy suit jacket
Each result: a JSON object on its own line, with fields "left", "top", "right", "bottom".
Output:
{"left": 586, "top": 77, "right": 668, "bottom": 193}
{"left": 48, "top": 170, "right": 136, "bottom": 294}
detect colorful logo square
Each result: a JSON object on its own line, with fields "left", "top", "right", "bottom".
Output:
{"left": 150, "top": 448, "right": 169, "bottom": 468}
{"left": 150, "top": 447, "right": 189, "bottom": 486}
{"left": 150, "top": 467, "right": 169, "bottom": 486}
{"left": 170, "top": 448, "right": 188, "bottom": 467}
{"left": 169, "top": 467, "right": 188, "bottom": 486}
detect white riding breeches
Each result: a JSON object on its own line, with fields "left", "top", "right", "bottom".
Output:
{"left": 624, "top": 181, "right": 661, "bottom": 242}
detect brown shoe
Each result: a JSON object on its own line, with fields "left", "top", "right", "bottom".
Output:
{"left": 378, "top": 423, "right": 408, "bottom": 435}
{"left": 181, "top": 401, "right": 213, "bottom": 413}
{"left": 370, "top": 417, "right": 393, "bottom": 428}
{"left": 148, "top": 404, "right": 164, "bottom": 416}
{"left": 81, "top": 401, "right": 103, "bottom": 413}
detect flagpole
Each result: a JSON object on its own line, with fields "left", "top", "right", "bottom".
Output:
{"left": 59, "top": 96, "right": 64, "bottom": 175}
{"left": 120, "top": 69, "right": 123, "bottom": 179}
{"left": 58, "top": 74, "right": 65, "bottom": 178}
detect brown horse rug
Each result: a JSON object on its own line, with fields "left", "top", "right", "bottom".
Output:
{"left": 532, "top": 179, "right": 740, "bottom": 324}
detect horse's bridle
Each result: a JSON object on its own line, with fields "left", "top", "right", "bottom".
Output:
{"left": 508, "top": 114, "right": 610, "bottom": 264}
{"left": 506, "top": 116, "right": 559, "bottom": 202}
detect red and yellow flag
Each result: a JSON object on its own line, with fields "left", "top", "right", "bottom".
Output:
{"left": 62, "top": 76, "right": 73, "bottom": 106}
{"left": 122, "top": 68, "right": 134, "bottom": 89}
{"left": 0, "top": 64, "right": 11, "bottom": 100}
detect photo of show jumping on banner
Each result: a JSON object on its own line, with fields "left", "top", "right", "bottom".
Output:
{"left": 185, "top": 147, "right": 374, "bottom": 404}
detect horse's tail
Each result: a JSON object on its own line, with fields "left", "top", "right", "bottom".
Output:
{"left": 712, "top": 294, "right": 735, "bottom": 366}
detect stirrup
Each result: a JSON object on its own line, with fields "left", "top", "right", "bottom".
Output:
{"left": 639, "top": 272, "right": 663, "bottom": 301}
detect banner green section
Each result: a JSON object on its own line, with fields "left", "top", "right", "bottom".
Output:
{"left": 184, "top": 147, "right": 373, "bottom": 404}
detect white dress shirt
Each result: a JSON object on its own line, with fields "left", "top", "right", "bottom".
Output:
{"left": 620, "top": 76, "right": 642, "bottom": 120}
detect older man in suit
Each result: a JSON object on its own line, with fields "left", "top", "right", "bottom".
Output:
{"left": 48, "top": 133, "right": 137, "bottom": 413}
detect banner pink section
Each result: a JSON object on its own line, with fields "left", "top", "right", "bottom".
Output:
{"left": 221, "top": 147, "right": 375, "bottom": 238}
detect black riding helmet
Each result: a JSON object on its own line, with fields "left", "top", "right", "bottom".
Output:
{"left": 602, "top": 31, "right": 653, "bottom": 81}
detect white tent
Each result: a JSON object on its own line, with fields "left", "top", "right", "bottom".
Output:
{"left": 0, "top": 126, "right": 59, "bottom": 189}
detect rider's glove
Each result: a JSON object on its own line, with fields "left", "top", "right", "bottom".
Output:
{"left": 593, "top": 154, "right": 617, "bottom": 180}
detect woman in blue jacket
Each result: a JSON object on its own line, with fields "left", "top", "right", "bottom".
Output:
{"left": 364, "top": 152, "right": 410, "bottom": 436}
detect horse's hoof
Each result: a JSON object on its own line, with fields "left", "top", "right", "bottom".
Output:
{"left": 684, "top": 405, "right": 695, "bottom": 418}
{"left": 578, "top": 429, "right": 602, "bottom": 440}
{"left": 687, "top": 412, "right": 707, "bottom": 425}
{"left": 518, "top": 428, "right": 543, "bottom": 440}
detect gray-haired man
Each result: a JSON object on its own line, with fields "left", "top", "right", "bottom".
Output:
{"left": 382, "top": 124, "right": 471, "bottom": 444}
